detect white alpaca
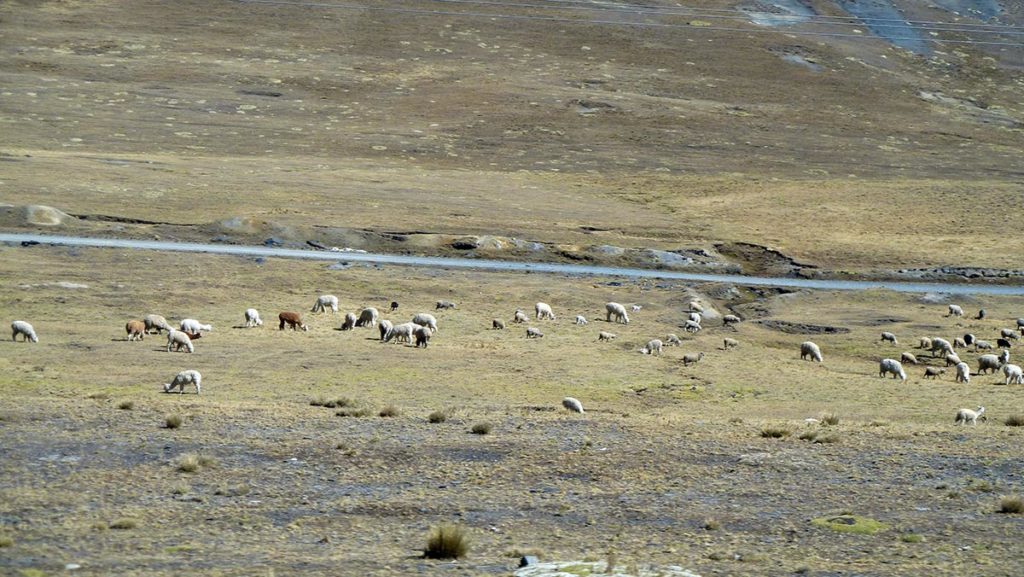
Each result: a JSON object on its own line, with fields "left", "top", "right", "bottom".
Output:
{"left": 180, "top": 318, "right": 213, "bottom": 334}
{"left": 954, "top": 406, "right": 985, "bottom": 426}
{"left": 356, "top": 307, "right": 379, "bottom": 328}
{"left": 955, "top": 361, "right": 971, "bottom": 383}
{"left": 412, "top": 313, "right": 438, "bottom": 332}
{"left": 879, "top": 358, "right": 907, "bottom": 381}
{"left": 535, "top": 302, "right": 556, "bottom": 320}
{"left": 800, "top": 341, "right": 822, "bottom": 362}
{"left": 598, "top": 331, "right": 616, "bottom": 341}
{"left": 244, "top": 308, "right": 263, "bottom": 327}
{"left": 11, "top": 320, "right": 38, "bottom": 343}
{"left": 1002, "top": 363, "right": 1024, "bottom": 385}
{"left": 378, "top": 319, "right": 394, "bottom": 341}
{"left": 166, "top": 330, "right": 194, "bottom": 353}
{"left": 163, "top": 369, "right": 202, "bottom": 395}
{"left": 311, "top": 294, "right": 339, "bottom": 313}
{"left": 947, "top": 304, "right": 964, "bottom": 317}
{"left": 641, "top": 339, "right": 663, "bottom": 356}
{"left": 575, "top": 315, "right": 588, "bottom": 326}
{"left": 562, "top": 397, "right": 584, "bottom": 413}
{"left": 605, "top": 302, "right": 629, "bottom": 324}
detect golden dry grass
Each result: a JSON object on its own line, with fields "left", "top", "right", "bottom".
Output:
{"left": 2, "top": 245, "right": 1023, "bottom": 575}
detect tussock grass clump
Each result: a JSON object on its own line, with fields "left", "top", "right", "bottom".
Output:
{"left": 109, "top": 518, "right": 138, "bottom": 530}
{"left": 309, "top": 395, "right": 328, "bottom": 407}
{"left": 761, "top": 426, "right": 791, "bottom": 439}
{"left": 424, "top": 524, "right": 469, "bottom": 559}
{"left": 428, "top": 410, "right": 449, "bottom": 423}
{"left": 999, "top": 495, "right": 1024, "bottom": 514}
{"left": 900, "top": 533, "right": 924, "bottom": 543}
{"left": 214, "top": 484, "right": 251, "bottom": 497}
{"left": 1004, "top": 414, "right": 1024, "bottom": 427}
{"left": 800, "top": 431, "right": 840, "bottom": 444}
{"left": 819, "top": 412, "right": 840, "bottom": 426}
{"left": 117, "top": 400, "right": 134, "bottom": 410}
{"left": 87, "top": 392, "right": 111, "bottom": 400}
{"left": 703, "top": 518, "right": 721, "bottom": 531}
{"left": 0, "top": 536, "right": 12, "bottom": 547}
{"left": 164, "top": 414, "right": 183, "bottom": 429}
{"left": 471, "top": 422, "right": 493, "bottom": 435}
{"left": 177, "top": 453, "right": 216, "bottom": 473}
{"left": 336, "top": 407, "right": 372, "bottom": 418}
{"left": 379, "top": 405, "right": 400, "bottom": 418}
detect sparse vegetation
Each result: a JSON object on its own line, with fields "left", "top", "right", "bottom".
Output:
{"left": 176, "top": 453, "right": 215, "bottom": 473}
{"left": 761, "top": 426, "right": 791, "bottom": 439}
{"left": 799, "top": 430, "right": 840, "bottom": 444}
{"left": 164, "top": 414, "right": 183, "bottom": 429}
{"left": 1004, "top": 415, "right": 1024, "bottom": 427}
{"left": 471, "top": 422, "right": 493, "bottom": 435}
{"left": 336, "top": 407, "right": 372, "bottom": 418}
{"left": 424, "top": 524, "right": 469, "bottom": 559}
{"left": 999, "top": 496, "right": 1023, "bottom": 514}
{"left": 109, "top": 518, "right": 138, "bottom": 530}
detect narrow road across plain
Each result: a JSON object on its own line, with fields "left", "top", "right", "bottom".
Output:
{"left": 3, "top": 232, "right": 1024, "bottom": 295}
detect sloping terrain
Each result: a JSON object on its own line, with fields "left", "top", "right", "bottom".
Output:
{"left": 1, "top": 0, "right": 1022, "bottom": 272}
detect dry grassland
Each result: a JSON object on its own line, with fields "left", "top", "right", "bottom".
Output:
{"left": 1, "top": 246, "right": 1023, "bottom": 576}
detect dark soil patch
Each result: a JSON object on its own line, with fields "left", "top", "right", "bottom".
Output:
{"left": 756, "top": 320, "right": 850, "bottom": 334}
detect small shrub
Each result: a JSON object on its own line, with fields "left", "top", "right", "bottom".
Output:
{"left": 379, "top": 405, "right": 400, "bottom": 418}
{"left": 424, "top": 524, "right": 469, "bottom": 559}
{"left": 336, "top": 407, "right": 372, "bottom": 418}
{"left": 174, "top": 454, "right": 215, "bottom": 473}
{"left": 214, "top": 484, "right": 251, "bottom": 497}
{"left": 471, "top": 422, "right": 493, "bottom": 435}
{"left": 819, "top": 412, "right": 840, "bottom": 426}
{"left": 800, "top": 431, "right": 839, "bottom": 444}
{"left": 109, "top": 518, "right": 138, "bottom": 530}
{"left": 966, "top": 478, "right": 995, "bottom": 493}
{"left": 170, "top": 484, "right": 189, "bottom": 495}
{"left": 999, "top": 495, "right": 1024, "bottom": 514}
{"left": 335, "top": 397, "right": 354, "bottom": 408}
{"left": 428, "top": 410, "right": 448, "bottom": 424}
{"left": 164, "top": 414, "right": 183, "bottom": 429}
{"left": 1004, "top": 415, "right": 1024, "bottom": 427}
{"left": 760, "top": 426, "right": 791, "bottom": 439}
{"left": 117, "top": 400, "right": 134, "bottom": 411}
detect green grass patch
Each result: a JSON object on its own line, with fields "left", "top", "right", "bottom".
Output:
{"left": 900, "top": 533, "right": 924, "bottom": 543}
{"left": 812, "top": 515, "right": 888, "bottom": 535}
{"left": 0, "top": 536, "right": 12, "bottom": 548}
